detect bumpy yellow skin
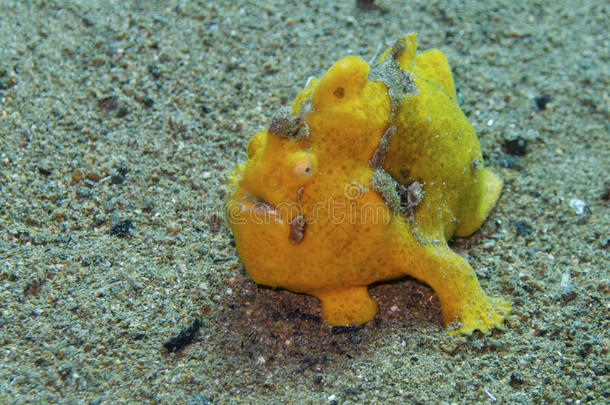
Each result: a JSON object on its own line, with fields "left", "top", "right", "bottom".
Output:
{"left": 226, "top": 33, "right": 510, "bottom": 335}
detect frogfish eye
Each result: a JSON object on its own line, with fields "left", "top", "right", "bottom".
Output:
{"left": 292, "top": 152, "right": 317, "bottom": 179}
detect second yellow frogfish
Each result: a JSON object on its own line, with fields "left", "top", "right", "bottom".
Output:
{"left": 226, "top": 33, "right": 510, "bottom": 335}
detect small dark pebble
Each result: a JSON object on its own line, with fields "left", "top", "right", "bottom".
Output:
{"left": 34, "top": 357, "right": 48, "bottom": 367}
{"left": 142, "top": 97, "right": 154, "bottom": 108}
{"left": 356, "top": 0, "right": 381, "bottom": 11}
{"left": 514, "top": 220, "right": 532, "bottom": 236}
{"left": 560, "top": 289, "right": 577, "bottom": 303}
{"left": 116, "top": 166, "right": 129, "bottom": 177}
{"left": 148, "top": 65, "right": 161, "bottom": 80}
{"left": 410, "top": 355, "right": 418, "bottom": 362}
{"left": 535, "top": 95, "right": 551, "bottom": 110}
{"left": 110, "top": 220, "right": 134, "bottom": 237}
{"left": 116, "top": 106, "right": 129, "bottom": 118}
{"left": 579, "top": 341, "right": 594, "bottom": 358}
{"left": 502, "top": 137, "right": 528, "bottom": 156}
{"left": 201, "top": 104, "right": 212, "bottom": 114}
{"left": 163, "top": 318, "right": 202, "bottom": 353}
{"left": 211, "top": 255, "right": 235, "bottom": 263}
{"left": 263, "top": 66, "right": 279, "bottom": 75}
{"left": 312, "top": 374, "right": 323, "bottom": 385}
{"left": 110, "top": 173, "right": 124, "bottom": 185}
{"left": 343, "top": 387, "right": 362, "bottom": 397}
{"left": 37, "top": 165, "right": 52, "bottom": 176}
{"left": 509, "top": 371, "right": 525, "bottom": 388}
{"left": 226, "top": 61, "right": 239, "bottom": 72}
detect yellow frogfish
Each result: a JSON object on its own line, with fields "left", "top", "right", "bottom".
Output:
{"left": 226, "top": 33, "right": 510, "bottom": 335}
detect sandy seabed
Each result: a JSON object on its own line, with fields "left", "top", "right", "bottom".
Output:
{"left": 0, "top": 1, "right": 608, "bottom": 403}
